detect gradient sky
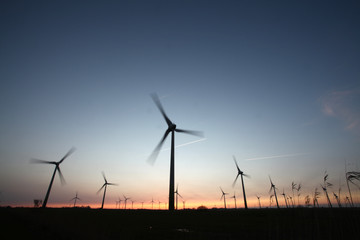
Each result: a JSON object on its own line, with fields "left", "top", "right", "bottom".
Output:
{"left": 1, "top": 0, "right": 360, "bottom": 209}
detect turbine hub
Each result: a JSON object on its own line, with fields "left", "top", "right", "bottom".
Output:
{"left": 170, "top": 123, "right": 176, "bottom": 130}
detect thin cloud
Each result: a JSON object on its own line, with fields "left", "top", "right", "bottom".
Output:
{"left": 245, "top": 153, "right": 308, "bottom": 161}
{"left": 320, "top": 90, "right": 360, "bottom": 134}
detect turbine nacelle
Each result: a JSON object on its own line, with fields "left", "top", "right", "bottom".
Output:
{"left": 169, "top": 123, "right": 177, "bottom": 131}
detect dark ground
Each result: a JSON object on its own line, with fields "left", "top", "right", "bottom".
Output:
{"left": 1, "top": 207, "right": 359, "bottom": 239}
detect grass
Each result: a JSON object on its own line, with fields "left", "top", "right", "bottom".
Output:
{"left": 1, "top": 207, "right": 360, "bottom": 239}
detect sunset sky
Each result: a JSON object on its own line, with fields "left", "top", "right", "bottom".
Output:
{"left": 1, "top": 0, "right": 360, "bottom": 209}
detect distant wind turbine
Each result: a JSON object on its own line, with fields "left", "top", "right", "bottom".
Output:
{"left": 131, "top": 200, "right": 135, "bottom": 209}
{"left": 96, "top": 172, "right": 117, "bottom": 209}
{"left": 123, "top": 195, "right": 130, "bottom": 209}
{"left": 230, "top": 192, "right": 237, "bottom": 209}
{"left": 220, "top": 187, "right": 228, "bottom": 209}
{"left": 117, "top": 196, "right": 122, "bottom": 209}
{"left": 148, "top": 93, "right": 203, "bottom": 211}
{"left": 70, "top": 192, "right": 81, "bottom": 208}
{"left": 150, "top": 198, "right": 155, "bottom": 209}
{"left": 30, "top": 147, "right": 75, "bottom": 208}
{"left": 256, "top": 195, "right": 261, "bottom": 208}
{"left": 269, "top": 176, "right": 280, "bottom": 209}
{"left": 174, "top": 184, "right": 183, "bottom": 210}
{"left": 232, "top": 156, "right": 249, "bottom": 209}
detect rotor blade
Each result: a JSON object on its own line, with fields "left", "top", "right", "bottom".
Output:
{"left": 57, "top": 166, "right": 66, "bottom": 185}
{"left": 107, "top": 183, "right": 118, "bottom": 186}
{"left": 243, "top": 173, "right": 251, "bottom": 178}
{"left": 59, "top": 147, "right": 76, "bottom": 163}
{"left": 147, "top": 129, "right": 171, "bottom": 165}
{"left": 269, "top": 176, "right": 273, "bottom": 185}
{"left": 96, "top": 184, "right": 106, "bottom": 194}
{"left": 233, "top": 156, "right": 241, "bottom": 172}
{"left": 30, "top": 159, "right": 56, "bottom": 164}
{"left": 178, "top": 193, "right": 183, "bottom": 199}
{"left": 175, "top": 129, "right": 204, "bottom": 137}
{"left": 232, "top": 173, "right": 240, "bottom": 187}
{"left": 102, "top": 171, "right": 107, "bottom": 183}
{"left": 151, "top": 93, "right": 172, "bottom": 127}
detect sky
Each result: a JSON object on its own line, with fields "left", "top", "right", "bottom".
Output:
{"left": 1, "top": 0, "right": 360, "bottom": 209}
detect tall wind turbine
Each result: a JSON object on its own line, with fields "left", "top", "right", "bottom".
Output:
{"left": 232, "top": 156, "right": 249, "bottom": 209}
{"left": 269, "top": 176, "right": 280, "bottom": 209}
{"left": 30, "top": 147, "right": 75, "bottom": 208}
{"left": 148, "top": 93, "right": 203, "bottom": 211}
{"left": 97, "top": 172, "right": 117, "bottom": 209}
{"left": 220, "top": 187, "right": 228, "bottom": 209}
{"left": 70, "top": 192, "right": 81, "bottom": 208}
{"left": 174, "top": 184, "right": 183, "bottom": 210}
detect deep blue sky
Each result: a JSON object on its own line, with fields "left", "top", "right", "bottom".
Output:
{"left": 1, "top": 0, "right": 359, "bottom": 208}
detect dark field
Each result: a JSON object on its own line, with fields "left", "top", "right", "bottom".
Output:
{"left": 1, "top": 207, "right": 359, "bottom": 240}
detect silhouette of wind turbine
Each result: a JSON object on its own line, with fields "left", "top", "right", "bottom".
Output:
{"left": 97, "top": 172, "right": 117, "bottom": 209}
{"left": 231, "top": 192, "right": 237, "bottom": 209}
{"left": 30, "top": 147, "right": 75, "bottom": 208}
{"left": 256, "top": 195, "right": 262, "bottom": 208}
{"left": 269, "top": 176, "right": 280, "bottom": 208}
{"left": 123, "top": 195, "right": 130, "bottom": 209}
{"left": 70, "top": 192, "right": 81, "bottom": 208}
{"left": 174, "top": 184, "right": 183, "bottom": 210}
{"left": 232, "top": 156, "right": 249, "bottom": 209}
{"left": 150, "top": 198, "right": 155, "bottom": 209}
{"left": 220, "top": 187, "right": 228, "bottom": 209}
{"left": 148, "top": 93, "right": 203, "bottom": 211}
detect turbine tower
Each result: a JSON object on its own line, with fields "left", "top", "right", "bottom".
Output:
{"left": 30, "top": 147, "right": 75, "bottom": 208}
{"left": 70, "top": 192, "right": 81, "bottom": 208}
{"left": 232, "top": 156, "right": 249, "bottom": 209}
{"left": 231, "top": 192, "right": 237, "bottom": 209}
{"left": 269, "top": 176, "right": 280, "bottom": 209}
{"left": 123, "top": 195, "right": 130, "bottom": 209}
{"left": 97, "top": 172, "right": 117, "bottom": 209}
{"left": 148, "top": 93, "right": 203, "bottom": 211}
{"left": 220, "top": 187, "right": 228, "bottom": 209}
{"left": 174, "top": 184, "right": 183, "bottom": 210}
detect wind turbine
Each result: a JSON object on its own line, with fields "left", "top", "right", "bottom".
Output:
{"left": 70, "top": 192, "right": 81, "bottom": 208}
{"left": 269, "top": 176, "right": 280, "bottom": 209}
{"left": 256, "top": 195, "right": 261, "bottom": 208}
{"left": 232, "top": 156, "right": 249, "bottom": 209}
{"left": 174, "top": 184, "right": 183, "bottom": 210}
{"left": 231, "top": 192, "right": 237, "bottom": 209}
{"left": 117, "top": 196, "right": 122, "bottom": 209}
{"left": 97, "top": 172, "right": 117, "bottom": 209}
{"left": 220, "top": 187, "right": 228, "bottom": 209}
{"left": 123, "top": 195, "right": 130, "bottom": 209}
{"left": 150, "top": 198, "right": 155, "bottom": 209}
{"left": 30, "top": 147, "right": 75, "bottom": 208}
{"left": 148, "top": 93, "right": 203, "bottom": 211}
{"left": 131, "top": 200, "right": 135, "bottom": 209}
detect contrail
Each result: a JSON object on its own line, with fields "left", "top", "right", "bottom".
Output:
{"left": 161, "top": 138, "right": 207, "bottom": 152}
{"left": 245, "top": 153, "right": 308, "bottom": 161}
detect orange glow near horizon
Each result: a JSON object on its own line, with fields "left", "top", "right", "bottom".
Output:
{"left": 6, "top": 195, "right": 359, "bottom": 209}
